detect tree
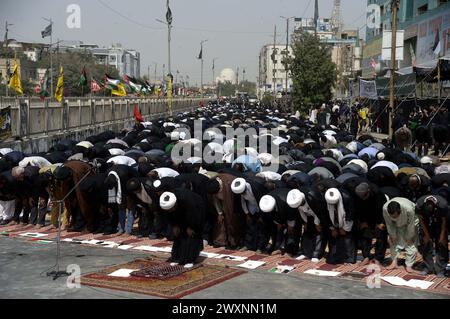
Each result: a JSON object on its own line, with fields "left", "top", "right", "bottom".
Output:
{"left": 37, "top": 51, "right": 120, "bottom": 96}
{"left": 217, "top": 80, "right": 236, "bottom": 97}
{"left": 289, "top": 31, "right": 337, "bottom": 114}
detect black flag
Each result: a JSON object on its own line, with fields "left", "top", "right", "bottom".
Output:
{"left": 197, "top": 47, "right": 203, "bottom": 60}
{"left": 166, "top": 6, "right": 173, "bottom": 25}
{"left": 41, "top": 23, "right": 52, "bottom": 38}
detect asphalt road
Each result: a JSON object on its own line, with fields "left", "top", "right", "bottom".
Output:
{"left": 0, "top": 237, "right": 448, "bottom": 299}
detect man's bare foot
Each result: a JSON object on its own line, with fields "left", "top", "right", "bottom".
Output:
{"left": 386, "top": 261, "right": 398, "bottom": 270}
{"left": 360, "top": 258, "right": 370, "bottom": 266}
{"left": 405, "top": 266, "right": 418, "bottom": 274}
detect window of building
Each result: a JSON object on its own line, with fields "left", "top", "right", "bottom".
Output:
{"left": 439, "top": 0, "right": 448, "bottom": 5}
{"left": 418, "top": 4, "right": 428, "bottom": 15}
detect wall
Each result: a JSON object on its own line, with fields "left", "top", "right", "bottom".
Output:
{"left": 0, "top": 97, "right": 206, "bottom": 154}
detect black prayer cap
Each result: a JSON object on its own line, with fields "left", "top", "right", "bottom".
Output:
{"left": 206, "top": 179, "right": 221, "bottom": 194}
{"left": 54, "top": 166, "right": 72, "bottom": 181}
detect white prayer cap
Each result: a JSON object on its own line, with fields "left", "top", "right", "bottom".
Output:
{"left": 163, "top": 122, "right": 176, "bottom": 128}
{"left": 108, "top": 148, "right": 125, "bottom": 156}
{"left": 76, "top": 141, "right": 94, "bottom": 149}
{"left": 325, "top": 188, "right": 341, "bottom": 205}
{"left": 186, "top": 157, "right": 202, "bottom": 164}
{"left": 160, "top": 192, "right": 177, "bottom": 210}
{"left": 258, "top": 153, "right": 274, "bottom": 165}
{"left": 259, "top": 195, "right": 276, "bottom": 213}
{"left": 346, "top": 141, "right": 358, "bottom": 154}
{"left": 231, "top": 178, "right": 246, "bottom": 194}
{"left": 170, "top": 131, "right": 180, "bottom": 141}
{"left": 287, "top": 189, "right": 305, "bottom": 209}
{"left": 0, "top": 148, "right": 13, "bottom": 156}
{"left": 245, "top": 147, "right": 258, "bottom": 158}
{"left": 420, "top": 156, "right": 433, "bottom": 165}
{"left": 323, "top": 130, "right": 337, "bottom": 136}
{"left": 153, "top": 180, "right": 162, "bottom": 188}
{"left": 222, "top": 153, "right": 234, "bottom": 163}
{"left": 377, "top": 152, "right": 385, "bottom": 160}
{"left": 348, "top": 159, "right": 368, "bottom": 173}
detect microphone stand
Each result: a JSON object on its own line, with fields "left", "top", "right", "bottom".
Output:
{"left": 47, "top": 165, "right": 96, "bottom": 280}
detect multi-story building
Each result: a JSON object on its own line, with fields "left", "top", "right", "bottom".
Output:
{"left": 292, "top": 18, "right": 363, "bottom": 97}
{"left": 1, "top": 40, "right": 141, "bottom": 81}
{"left": 258, "top": 44, "right": 294, "bottom": 97}
{"left": 90, "top": 44, "right": 141, "bottom": 79}
{"left": 363, "top": 0, "right": 450, "bottom": 78}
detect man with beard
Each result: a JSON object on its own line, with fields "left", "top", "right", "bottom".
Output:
{"left": 383, "top": 198, "right": 419, "bottom": 273}
{"left": 324, "top": 188, "right": 357, "bottom": 264}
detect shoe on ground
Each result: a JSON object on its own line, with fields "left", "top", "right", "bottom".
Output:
{"left": 239, "top": 246, "right": 249, "bottom": 252}
{"left": 184, "top": 263, "right": 194, "bottom": 269}
{"left": 311, "top": 258, "right": 320, "bottom": 263}
{"left": 170, "top": 262, "right": 179, "bottom": 267}
{"left": 297, "top": 255, "right": 307, "bottom": 260}
{"left": 437, "top": 272, "right": 445, "bottom": 278}
{"left": 148, "top": 233, "right": 158, "bottom": 240}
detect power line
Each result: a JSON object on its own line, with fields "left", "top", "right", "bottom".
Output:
{"left": 96, "top": 0, "right": 164, "bottom": 30}
{"left": 96, "top": 0, "right": 290, "bottom": 36}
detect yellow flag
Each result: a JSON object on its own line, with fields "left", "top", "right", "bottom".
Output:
{"left": 168, "top": 78, "right": 173, "bottom": 99}
{"left": 8, "top": 61, "right": 23, "bottom": 95}
{"left": 55, "top": 65, "right": 64, "bottom": 102}
{"left": 111, "top": 82, "right": 127, "bottom": 97}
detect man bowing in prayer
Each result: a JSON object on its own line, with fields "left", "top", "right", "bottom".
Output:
{"left": 383, "top": 198, "right": 419, "bottom": 273}
{"left": 159, "top": 188, "right": 206, "bottom": 268}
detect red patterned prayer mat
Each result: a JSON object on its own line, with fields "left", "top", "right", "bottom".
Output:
{"left": 81, "top": 258, "right": 246, "bottom": 299}
{"left": 131, "top": 263, "right": 201, "bottom": 280}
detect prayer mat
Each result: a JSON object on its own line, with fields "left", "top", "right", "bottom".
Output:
{"left": 81, "top": 258, "right": 246, "bottom": 299}
{"left": 131, "top": 263, "right": 201, "bottom": 280}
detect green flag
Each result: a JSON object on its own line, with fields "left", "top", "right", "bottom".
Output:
{"left": 40, "top": 69, "right": 50, "bottom": 99}
{"left": 79, "top": 67, "right": 88, "bottom": 87}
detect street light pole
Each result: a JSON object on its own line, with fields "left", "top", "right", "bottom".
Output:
{"left": 281, "top": 16, "right": 294, "bottom": 96}
{"left": 43, "top": 18, "right": 53, "bottom": 99}
{"left": 167, "top": 0, "right": 172, "bottom": 78}
{"left": 200, "top": 39, "right": 208, "bottom": 101}
{"left": 388, "top": 0, "right": 399, "bottom": 139}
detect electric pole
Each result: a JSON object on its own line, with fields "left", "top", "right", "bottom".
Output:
{"left": 388, "top": 0, "right": 399, "bottom": 139}
{"left": 272, "top": 25, "right": 277, "bottom": 100}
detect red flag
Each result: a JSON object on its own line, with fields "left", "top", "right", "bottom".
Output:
{"left": 134, "top": 105, "right": 144, "bottom": 122}
{"left": 91, "top": 79, "right": 102, "bottom": 93}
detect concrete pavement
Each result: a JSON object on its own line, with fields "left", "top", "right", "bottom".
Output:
{"left": 0, "top": 237, "right": 448, "bottom": 299}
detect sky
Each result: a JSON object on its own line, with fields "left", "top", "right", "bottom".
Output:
{"left": 0, "top": 0, "right": 367, "bottom": 84}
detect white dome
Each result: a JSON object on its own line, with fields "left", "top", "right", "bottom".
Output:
{"left": 216, "top": 68, "right": 236, "bottom": 84}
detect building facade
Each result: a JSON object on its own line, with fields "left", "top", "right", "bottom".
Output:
{"left": 291, "top": 18, "right": 362, "bottom": 97}
{"left": 258, "top": 44, "right": 294, "bottom": 97}
{"left": 90, "top": 45, "right": 141, "bottom": 79}
{"left": 363, "top": 0, "right": 450, "bottom": 78}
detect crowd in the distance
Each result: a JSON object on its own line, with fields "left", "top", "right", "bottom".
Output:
{"left": 0, "top": 100, "right": 449, "bottom": 273}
